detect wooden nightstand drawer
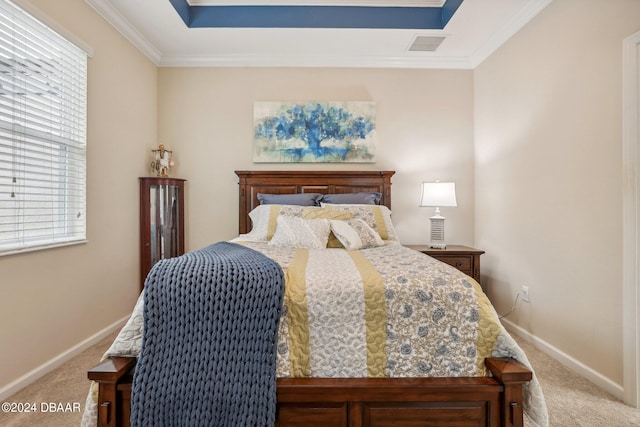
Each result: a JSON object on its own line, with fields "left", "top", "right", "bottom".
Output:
{"left": 437, "top": 256, "right": 471, "bottom": 272}
{"left": 405, "top": 245, "right": 484, "bottom": 284}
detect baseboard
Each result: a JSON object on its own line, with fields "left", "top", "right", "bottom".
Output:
{"left": 0, "top": 316, "right": 128, "bottom": 401}
{"left": 501, "top": 318, "right": 625, "bottom": 400}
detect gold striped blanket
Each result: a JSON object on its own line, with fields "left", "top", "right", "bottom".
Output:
{"left": 239, "top": 241, "right": 501, "bottom": 379}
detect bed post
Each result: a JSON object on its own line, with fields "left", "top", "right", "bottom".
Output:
{"left": 485, "top": 358, "right": 532, "bottom": 427}
{"left": 88, "top": 357, "right": 136, "bottom": 427}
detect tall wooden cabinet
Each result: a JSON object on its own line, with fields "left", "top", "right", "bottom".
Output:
{"left": 139, "top": 177, "right": 186, "bottom": 290}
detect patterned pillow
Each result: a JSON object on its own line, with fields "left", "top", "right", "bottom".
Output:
{"left": 300, "top": 207, "right": 353, "bottom": 221}
{"left": 247, "top": 204, "right": 306, "bottom": 241}
{"left": 269, "top": 216, "right": 331, "bottom": 249}
{"left": 329, "top": 219, "right": 384, "bottom": 250}
{"left": 300, "top": 207, "right": 353, "bottom": 248}
{"left": 320, "top": 203, "right": 398, "bottom": 241}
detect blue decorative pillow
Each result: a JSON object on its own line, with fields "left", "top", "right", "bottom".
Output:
{"left": 321, "top": 192, "right": 382, "bottom": 205}
{"left": 257, "top": 193, "right": 323, "bottom": 206}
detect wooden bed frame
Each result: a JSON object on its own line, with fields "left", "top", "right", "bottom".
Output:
{"left": 88, "top": 170, "right": 531, "bottom": 427}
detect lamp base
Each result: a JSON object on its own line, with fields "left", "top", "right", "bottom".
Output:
{"left": 429, "top": 216, "right": 447, "bottom": 249}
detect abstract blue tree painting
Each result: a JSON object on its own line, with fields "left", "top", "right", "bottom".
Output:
{"left": 253, "top": 101, "right": 376, "bottom": 163}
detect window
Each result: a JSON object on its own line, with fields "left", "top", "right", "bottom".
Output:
{"left": 0, "top": 0, "right": 87, "bottom": 255}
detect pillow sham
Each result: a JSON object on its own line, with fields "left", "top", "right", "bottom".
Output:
{"left": 300, "top": 207, "right": 353, "bottom": 221}
{"left": 320, "top": 203, "right": 399, "bottom": 242}
{"left": 329, "top": 218, "right": 384, "bottom": 250}
{"left": 300, "top": 207, "right": 354, "bottom": 248}
{"left": 257, "top": 192, "right": 323, "bottom": 206}
{"left": 321, "top": 192, "right": 381, "bottom": 205}
{"left": 247, "top": 204, "right": 306, "bottom": 241}
{"left": 269, "top": 216, "right": 331, "bottom": 249}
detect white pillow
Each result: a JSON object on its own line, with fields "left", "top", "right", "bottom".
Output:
{"left": 246, "top": 204, "right": 306, "bottom": 241}
{"left": 269, "top": 216, "right": 331, "bottom": 249}
{"left": 329, "top": 218, "right": 384, "bottom": 250}
{"left": 321, "top": 203, "right": 398, "bottom": 242}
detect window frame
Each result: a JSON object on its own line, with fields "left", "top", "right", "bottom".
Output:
{"left": 0, "top": 0, "right": 89, "bottom": 256}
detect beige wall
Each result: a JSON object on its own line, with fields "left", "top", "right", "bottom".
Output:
{"left": 474, "top": 0, "right": 640, "bottom": 386}
{"left": 158, "top": 67, "right": 475, "bottom": 251}
{"left": 0, "top": 0, "right": 156, "bottom": 388}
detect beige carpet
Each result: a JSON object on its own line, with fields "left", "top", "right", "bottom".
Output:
{"left": 0, "top": 331, "right": 638, "bottom": 427}
{"left": 0, "top": 331, "right": 118, "bottom": 427}
{"left": 517, "top": 336, "right": 640, "bottom": 427}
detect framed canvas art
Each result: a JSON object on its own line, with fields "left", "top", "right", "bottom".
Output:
{"left": 253, "top": 101, "right": 376, "bottom": 163}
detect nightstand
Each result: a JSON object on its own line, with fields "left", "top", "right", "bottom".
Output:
{"left": 405, "top": 245, "right": 485, "bottom": 284}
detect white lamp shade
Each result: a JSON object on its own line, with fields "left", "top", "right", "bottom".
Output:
{"left": 420, "top": 182, "right": 457, "bottom": 207}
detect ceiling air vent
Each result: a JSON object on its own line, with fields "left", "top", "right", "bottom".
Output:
{"left": 408, "top": 35, "right": 446, "bottom": 52}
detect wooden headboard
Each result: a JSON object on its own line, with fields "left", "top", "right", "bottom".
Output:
{"left": 235, "top": 170, "right": 395, "bottom": 234}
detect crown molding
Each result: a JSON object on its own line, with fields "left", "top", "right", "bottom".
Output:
{"left": 84, "top": 0, "right": 162, "bottom": 65}
{"left": 469, "top": 0, "right": 552, "bottom": 68}
{"left": 158, "top": 53, "right": 472, "bottom": 69}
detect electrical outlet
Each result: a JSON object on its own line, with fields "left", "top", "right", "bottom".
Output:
{"left": 521, "top": 285, "right": 530, "bottom": 303}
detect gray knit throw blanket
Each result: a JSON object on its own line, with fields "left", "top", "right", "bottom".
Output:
{"left": 130, "top": 242, "right": 284, "bottom": 427}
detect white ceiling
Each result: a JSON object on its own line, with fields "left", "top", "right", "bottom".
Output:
{"left": 84, "top": 0, "right": 551, "bottom": 68}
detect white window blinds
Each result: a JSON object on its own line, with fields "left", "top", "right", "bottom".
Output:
{"left": 0, "top": 0, "right": 87, "bottom": 255}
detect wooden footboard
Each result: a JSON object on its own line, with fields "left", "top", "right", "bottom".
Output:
{"left": 87, "top": 357, "right": 136, "bottom": 427}
{"left": 88, "top": 357, "right": 531, "bottom": 427}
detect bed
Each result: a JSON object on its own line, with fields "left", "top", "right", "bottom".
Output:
{"left": 84, "top": 170, "right": 547, "bottom": 427}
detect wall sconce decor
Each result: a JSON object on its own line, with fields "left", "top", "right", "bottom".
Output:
{"left": 419, "top": 181, "right": 457, "bottom": 248}
{"left": 150, "top": 144, "right": 174, "bottom": 177}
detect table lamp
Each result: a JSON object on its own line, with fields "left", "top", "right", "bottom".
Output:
{"left": 420, "top": 181, "right": 457, "bottom": 249}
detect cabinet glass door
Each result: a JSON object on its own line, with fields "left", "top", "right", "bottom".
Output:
{"left": 149, "top": 184, "right": 181, "bottom": 266}
{"left": 140, "top": 177, "right": 185, "bottom": 290}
